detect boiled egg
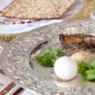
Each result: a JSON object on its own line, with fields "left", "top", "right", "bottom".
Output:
{"left": 54, "top": 56, "right": 78, "bottom": 81}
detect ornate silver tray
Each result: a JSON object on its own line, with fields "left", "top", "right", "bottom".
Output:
{"left": 1, "top": 19, "right": 95, "bottom": 95}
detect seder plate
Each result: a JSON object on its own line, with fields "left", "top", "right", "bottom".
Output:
{"left": 0, "top": 0, "right": 83, "bottom": 34}
{"left": 1, "top": 19, "right": 95, "bottom": 95}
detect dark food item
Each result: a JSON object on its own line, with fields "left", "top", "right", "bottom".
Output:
{"left": 59, "top": 34, "right": 95, "bottom": 50}
{"left": 84, "top": 36, "right": 95, "bottom": 48}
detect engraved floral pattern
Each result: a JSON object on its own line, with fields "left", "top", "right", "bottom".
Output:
{"left": 1, "top": 19, "right": 95, "bottom": 95}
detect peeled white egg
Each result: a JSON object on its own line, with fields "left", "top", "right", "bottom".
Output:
{"left": 54, "top": 56, "right": 78, "bottom": 80}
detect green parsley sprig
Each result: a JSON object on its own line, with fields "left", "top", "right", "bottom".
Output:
{"left": 35, "top": 47, "right": 66, "bottom": 67}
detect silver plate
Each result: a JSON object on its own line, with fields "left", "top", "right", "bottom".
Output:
{"left": 1, "top": 19, "right": 95, "bottom": 95}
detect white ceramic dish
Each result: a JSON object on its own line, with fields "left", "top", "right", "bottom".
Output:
{"left": 0, "top": 0, "right": 13, "bottom": 11}
{"left": 0, "top": 0, "right": 83, "bottom": 34}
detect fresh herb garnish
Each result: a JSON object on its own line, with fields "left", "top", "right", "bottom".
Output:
{"left": 78, "top": 61, "right": 95, "bottom": 81}
{"left": 35, "top": 47, "right": 66, "bottom": 67}
{"left": 29, "top": 61, "right": 34, "bottom": 69}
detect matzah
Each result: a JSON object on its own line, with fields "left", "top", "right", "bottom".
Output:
{"left": 1, "top": 0, "right": 75, "bottom": 19}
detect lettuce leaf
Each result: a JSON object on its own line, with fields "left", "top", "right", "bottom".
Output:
{"left": 78, "top": 61, "right": 95, "bottom": 81}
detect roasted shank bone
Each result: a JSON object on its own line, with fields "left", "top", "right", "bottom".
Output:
{"left": 59, "top": 34, "right": 95, "bottom": 49}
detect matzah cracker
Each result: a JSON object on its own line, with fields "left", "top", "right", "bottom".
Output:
{"left": 1, "top": 0, "right": 75, "bottom": 19}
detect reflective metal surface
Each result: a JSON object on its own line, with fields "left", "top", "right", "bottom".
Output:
{"left": 1, "top": 19, "right": 95, "bottom": 95}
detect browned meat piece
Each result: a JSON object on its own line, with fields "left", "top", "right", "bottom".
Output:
{"left": 84, "top": 36, "right": 95, "bottom": 48}
{"left": 59, "top": 34, "right": 83, "bottom": 44}
{"left": 59, "top": 34, "right": 95, "bottom": 49}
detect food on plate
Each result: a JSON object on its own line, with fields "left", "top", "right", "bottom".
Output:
{"left": 1, "top": 0, "right": 75, "bottom": 19}
{"left": 78, "top": 61, "right": 95, "bottom": 81}
{"left": 59, "top": 33, "right": 95, "bottom": 81}
{"left": 54, "top": 56, "right": 78, "bottom": 81}
{"left": 29, "top": 33, "right": 95, "bottom": 82}
{"left": 59, "top": 34, "right": 95, "bottom": 49}
{"left": 35, "top": 47, "right": 66, "bottom": 67}
{"left": 29, "top": 61, "right": 33, "bottom": 69}
{"left": 71, "top": 51, "right": 95, "bottom": 63}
